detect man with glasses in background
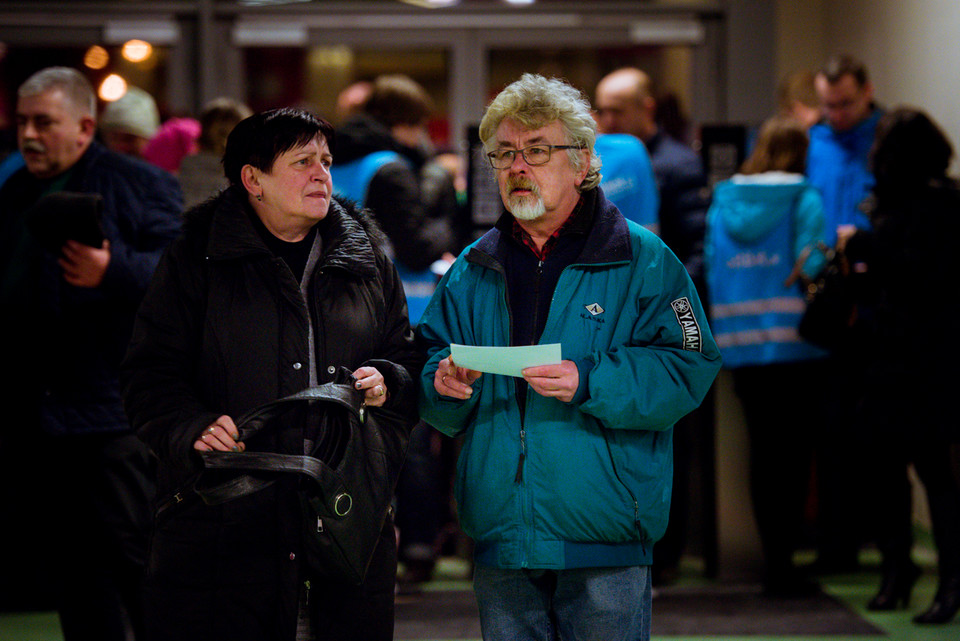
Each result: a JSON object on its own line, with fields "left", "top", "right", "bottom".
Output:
{"left": 416, "top": 73, "right": 720, "bottom": 641}
{"left": 808, "top": 53, "right": 882, "bottom": 249}
{"left": 805, "top": 53, "right": 884, "bottom": 578}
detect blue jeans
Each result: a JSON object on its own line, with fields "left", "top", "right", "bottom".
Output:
{"left": 472, "top": 564, "right": 652, "bottom": 641}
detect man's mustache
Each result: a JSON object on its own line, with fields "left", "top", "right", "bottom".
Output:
{"left": 21, "top": 140, "right": 46, "bottom": 154}
{"left": 507, "top": 177, "right": 538, "bottom": 194}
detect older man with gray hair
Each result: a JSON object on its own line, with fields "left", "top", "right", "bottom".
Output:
{"left": 417, "top": 73, "right": 720, "bottom": 640}
{"left": 0, "top": 66, "right": 181, "bottom": 641}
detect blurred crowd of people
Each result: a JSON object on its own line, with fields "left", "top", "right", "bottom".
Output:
{"left": 0, "top": 46, "right": 958, "bottom": 641}
{"left": 705, "top": 53, "right": 960, "bottom": 625}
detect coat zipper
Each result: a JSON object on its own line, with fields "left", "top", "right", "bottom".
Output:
{"left": 602, "top": 430, "right": 647, "bottom": 554}
{"left": 514, "top": 258, "right": 544, "bottom": 484}
{"left": 514, "top": 428, "right": 526, "bottom": 483}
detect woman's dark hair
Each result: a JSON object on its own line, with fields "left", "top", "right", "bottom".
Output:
{"left": 223, "top": 107, "right": 335, "bottom": 187}
{"left": 740, "top": 115, "right": 809, "bottom": 175}
{"left": 871, "top": 107, "right": 953, "bottom": 188}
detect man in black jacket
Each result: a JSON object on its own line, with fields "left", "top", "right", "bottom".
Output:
{"left": 0, "top": 66, "right": 182, "bottom": 640}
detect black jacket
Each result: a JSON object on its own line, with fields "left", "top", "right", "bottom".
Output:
{"left": 646, "top": 129, "right": 710, "bottom": 295}
{"left": 0, "top": 141, "right": 182, "bottom": 436}
{"left": 121, "top": 186, "right": 422, "bottom": 639}
{"left": 847, "top": 179, "right": 960, "bottom": 441}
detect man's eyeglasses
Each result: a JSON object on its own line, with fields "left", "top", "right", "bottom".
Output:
{"left": 486, "top": 144, "right": 582, "bottom": 169}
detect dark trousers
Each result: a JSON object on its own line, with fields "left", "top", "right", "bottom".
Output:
{"left": 395, "top": 420, "right": 443, "bottom": 564}
{"left": 814, "top": 355, "right": 869, "bottom": 565}
{"left": 653, "top": 385, "right": 715, "bottom": 581}
{"left": 860, "top": 385, "right": 960, "bottom": 583}
{"left": 733, "top": 360, "right": 825, "bottom": 582}
{"left": 43, "top": 431, "right": 155, "bottom": 641}
{"left": 868, "top": 442, "right": 960, "bottom": 579}
{"left": 144, "top": 508, "right": 397, "bottom": 641}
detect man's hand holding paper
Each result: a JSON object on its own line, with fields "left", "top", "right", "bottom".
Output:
{"left": 521, "top": 360, "right": 580, "bottom": 403}
{"left": 436, "top": 343, "right": 574, "bottom": 402}
{"left": 434, "top": 356, "right": 482, "bottom": 400}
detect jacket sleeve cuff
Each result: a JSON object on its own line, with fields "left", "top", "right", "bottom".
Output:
{"left": 569, "top": 355, "right": 595, "bottom": 404}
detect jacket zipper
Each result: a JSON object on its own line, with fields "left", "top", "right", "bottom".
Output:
{"left": 514, "top": 428, "right": 526, "bottom": 483}
{"left": 514, "top": 259, "right": 544, "bottom": 484}
{"left": 602, "top": 431, "right": 647, "bottom": 554}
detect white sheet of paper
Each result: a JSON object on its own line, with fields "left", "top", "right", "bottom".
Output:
{"left": 450, "top": 343, "right": 562, "bottom": 378}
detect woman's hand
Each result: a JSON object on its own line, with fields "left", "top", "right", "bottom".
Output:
{"left": 353, "top": 366, "right": 389, "bottom": 407}
{"left": 193, "top": 415, "right": 245, "bottom": 452}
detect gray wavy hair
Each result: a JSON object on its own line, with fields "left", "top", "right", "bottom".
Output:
{"left": 479, "top": 73, "right": 601, "bottom": 191}
{"left": 19, "top": 67, "right": 97, "bottom": 120}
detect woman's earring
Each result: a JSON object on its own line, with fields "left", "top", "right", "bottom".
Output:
{"left": 256, "top": 193, "right": 263, "bottom": 201}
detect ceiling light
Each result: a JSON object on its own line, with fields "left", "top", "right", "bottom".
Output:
{"left": 238, "top": 0, "right": 311, "bottom": 5}
{"left": 398, "top": 0, "right": 461, "bottom": 7}
{"left": 122, "top": 39, "right": 153, "bottom": 63}
{"left": 84, "top": 45, "right": 110, "bottom": 70}
{"left": 99, "top": 74, "right": 128, "bottom": 102}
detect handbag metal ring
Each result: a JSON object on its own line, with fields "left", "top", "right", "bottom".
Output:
{"left": 334, "top": 492, "right": 353, "bottom": 516}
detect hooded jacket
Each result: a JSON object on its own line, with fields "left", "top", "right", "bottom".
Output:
{"left": 333, "top": 114, "right": 456, "bottom": 271}
{"left": 705, "top": 172, "right": 828, "bottom": 367}
{"left": 417, "top": 187, "right": 721, "bottom": 570}
{"left": 121, "top": 186, "right": 421, "bottom": 640}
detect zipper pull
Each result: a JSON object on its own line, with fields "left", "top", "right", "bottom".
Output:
{"left": 514, "top": 451, "right": 525, "bottom": 483}
{"left": 515, "top": 427, "right": 527, "bottom": 483}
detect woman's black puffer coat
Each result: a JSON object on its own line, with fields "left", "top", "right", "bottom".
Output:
{"left": 121, "top": 185, "right": 422, "bottom": 641}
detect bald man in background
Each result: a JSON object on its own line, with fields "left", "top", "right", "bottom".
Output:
{"left": 595, "top": 67, "right": 712, "bottom": 586}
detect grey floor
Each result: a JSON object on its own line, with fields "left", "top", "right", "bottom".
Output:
{"left": 2, "top": 549, "right": 957, "bottom": 641}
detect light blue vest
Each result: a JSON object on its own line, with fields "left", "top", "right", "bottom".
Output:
{"left": 707, "top": 200, "right": 827, "bottom": 368}
{"left": 331, "top": 151, "right": 437, "bottom": 324}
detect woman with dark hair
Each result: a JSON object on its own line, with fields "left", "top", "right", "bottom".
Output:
{"left": 844, "top": 107, "right": 960, "bottom": 624}
{"left": 121, "top": 107, "right": 421, "bottom": 640}
{"left": 706, "top": 115, "right": 829, "bottom": 595}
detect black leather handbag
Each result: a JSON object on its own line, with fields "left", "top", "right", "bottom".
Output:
{"left": 798, "top": 244, "right": 857, "bottom": 350}
{"left": 195, "top": 368, "right": 408, "bottom": 586}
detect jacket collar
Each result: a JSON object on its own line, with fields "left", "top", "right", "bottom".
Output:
{"left": 471, "top": 186, "right": 633, "bottom": 267}
{"left": 204, "top": 186, "right": 378, "bottom": 278}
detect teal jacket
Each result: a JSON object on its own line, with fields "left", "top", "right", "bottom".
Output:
{"left": 417, "top": 188, "right": 721, "bottom": 570}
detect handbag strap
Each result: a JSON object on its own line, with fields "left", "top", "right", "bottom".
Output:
{"left": 232, "top": 382, "right": 365, "bottom": 442}
{"left": 196, "top": 382, "right": 364, "bottom": 505}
